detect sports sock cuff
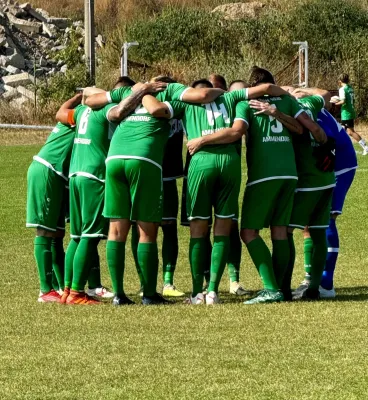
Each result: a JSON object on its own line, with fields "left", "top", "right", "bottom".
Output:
{"left": 213, "top": 236, "right": 230, "bottom": 244}
{"left": 107, "top": 240, "right": 126, "bottom": 250}
{"left": 359, "top": 139, "right": 366, "bottom": 145}
{"left": 246, "top": 236, "right": 262, "bottom": 252}
{"left": 35, "top": 236, "right": 52, "bottom": 245}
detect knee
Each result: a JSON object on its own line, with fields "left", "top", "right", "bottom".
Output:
{"left": 190, "top": 220, "right": 208, "bottom": 238}
{"left": 271, "top": 226, "right": 287, "bottom": 240}
{"left": 241, "top": 229, "right": 258, "bottom": 244}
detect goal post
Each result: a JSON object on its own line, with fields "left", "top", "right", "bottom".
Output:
{"left": 293, "top": 41, "right": 309, "bottom": 87}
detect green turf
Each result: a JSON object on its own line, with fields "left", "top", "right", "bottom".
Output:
{"left": 1, "top": 143, "right": 368, "bottom": 399}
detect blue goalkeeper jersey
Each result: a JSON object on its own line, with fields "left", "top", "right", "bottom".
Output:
{"left": 317, "top": 109, "right": 357, "bottom": 176}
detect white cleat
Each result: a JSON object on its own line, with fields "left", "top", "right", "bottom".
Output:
{"left": 184, "top": 293, "right": 205, "bottom": 305}
{"left": 319, "top": 286, "right": 336, "bottom": 299}
{"left": 363, "top": 147, "right": 368, "bottom": 156}
{"left": 229, "top": 281, "right": 251, "bottom": 296}
{"left": 206, "top": 291, "right": 220, "bottom": 305}
{"left": 86, "top": 286, "right": 114, "bottom": 299}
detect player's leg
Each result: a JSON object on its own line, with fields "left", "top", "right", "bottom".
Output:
{"left": 51, "top": 229, "right": 65, "bottom": 294}
{"left": 26, "top": 161, "right": 64, "bottom": 302}
{"left": 161, "top": 180, "right": 184, "bottom": 296}
{"left": 130, "top": 222, "right": 144, "bottom": 293}
{"left": 280, "top": 227, "right": 296, "bottom": 301}
{"left": 343, "top": 120, "right": 368, "bottom": 154}
{"left": 103, "top": 159, "right": 134, "bottom": 306}
{"left": 240, "top": 181, "right": 283, "bottom": 304}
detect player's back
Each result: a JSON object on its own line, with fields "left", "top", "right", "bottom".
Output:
{"left": 69, "top": 104, "right": 113, "bottom": 181}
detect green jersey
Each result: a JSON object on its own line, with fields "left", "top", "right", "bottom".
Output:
{"left": 295, "top": 95, "right": 335, "bottom": 190}
{"left": 172, "top": 89, "right": 248, "bottom": 154}
{"left": 238, "top": 95, "right": 303, "bottom": 186}
{"left": 162, "top": 119, "right": 184, "bottom": 180}
{"left": 107, "top": 86, "right": 132, "bottom": 104}
{"left": 107, "top": 102, "right": 183, "bottom": 169}
{"left": 34, "top": 122, "right": 75, "bottom": 181}
{"left": 69, "top": 104, "right": 116, "bottom": 182}
{"left": 339, "top": 84, "right": 356, "bottom": 120}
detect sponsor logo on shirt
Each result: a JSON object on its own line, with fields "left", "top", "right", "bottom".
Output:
{"left": 201, "top": 128, "right": 223, "bottom": 136}
{"left": 125, "top": 116, "right": 151, "bottom": 122}
{"left": 74, "top": 138, "right": 91, "bottom": 145}
{"left": 263, "top": 136, "right": 290, "bottom": 142}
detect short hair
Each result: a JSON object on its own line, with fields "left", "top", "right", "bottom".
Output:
{"left": 229, "top": 80, "right": 248, "bottom": 90}
{"left": 114, "top": 76, "right": 136, "bottom": 88}
{"left": 151, "top": 75, "right": 177, "bottom": 84}
{"left": 248, "top": 66, "right": 275, "bottom": 87}
{"left": 339, "top": 73, "right": 350, "bottom": 84}
{"left": 209, "top": 73, "right": 227, "bottom": 90}
{"left": 191, "top": 79, "right": 213, "bottom": 89}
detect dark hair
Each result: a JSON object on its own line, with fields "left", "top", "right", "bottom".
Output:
{"left": 339, "top": 73, "right": 350, "bottom": 84}
{"left": 114, "top": 76, "right": 136, "bottom": 88}
{"left": 229, "top": 80, "right": 248, "bottom": 90}
{"left": 191, "top": 79, "right": 213, "bottom": 89}
{"left": 248, "top": 66, "right": 275, "bottom": 87}
{"left": 152, "top": 75, "right": 177, "bottom": 84}
{"left": 209, "top": 73, "right": 227, "bottom": 90}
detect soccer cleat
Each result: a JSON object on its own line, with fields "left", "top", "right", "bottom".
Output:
{"left": 282, "top": 289, "right": 293, "bottom": 302}
{"left": 66, "top": 292, "right": 101, "bottom": 305}
{"left": 57, "top": 289, "right": 64, "bottom": 296}
{"left": 60, "top": 288, "right": 70, "bottom": 304}
{"left": 138, "top": 286, "right": 144, "bottom": 297}
{"left": 202, "top": 282, "right": 209, "bottom": 295}
{"left": 142, "top": 292, "right": 172, "bottom": 305}
{"left": 293, "top": 287, "right": 320, "bottom": 301}
{"left": 162, "top": 284, "right": 185, "bottom": 297}
{"left": 292, "top": 280, "right": 310, "bottom": 296}
{"left": 112, "top": 294, "right": 135, "bottom": 306}
{"left": 86, "top": 286, "right": 114, "bottom": 299}
{"left": 206, "top": 291, "right": 220, "bottom": 305}
{"left": 38, "top": 289, "right": 61, "bottom": 303}
{"left": 319, "top": 286, "right": 336, "bottom": 299}
{"left": 363, "top": 147, "right": 368, "bottom": 156}
{"left": 243, "top": 290, "right": 284, "bottom": 305}
{"left": 184, "top": 293, "right": 205, "bottom": 305}
{"left": 229, "top": 281, "right": 251, "bottom": 296}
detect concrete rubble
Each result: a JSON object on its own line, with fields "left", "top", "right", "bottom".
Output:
{"left": 0, "top": 0, "right": 105, "bottom": 107}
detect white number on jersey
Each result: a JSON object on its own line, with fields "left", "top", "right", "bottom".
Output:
{"left": 135, "top": 105, "right": 148, "bottom": 114}
{"left": 78, "top": 108, "right": 91, "bottom": 135}
{"left": 269, "top": 116, "right": 283, "bottom": 134}
{"left": 205, "top": 102, "right": 230, "bottom": 126}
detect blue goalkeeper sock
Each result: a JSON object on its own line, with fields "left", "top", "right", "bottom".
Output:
{"left": 321, "top": 218, "right": 339, "bottom": 290}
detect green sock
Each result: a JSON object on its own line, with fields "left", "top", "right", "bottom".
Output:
{"left": 227, "top": 225, "right": 241, "bottom": 282}
{"left": 204, "top": 228, "right": 212, "bottom": 283}
{"left": 208, "top": 236, "right": 230, "bottom": 293}
{"left": 162, "top": 224, "right": 178, "bottom": 285}
{"left": 281, "top": 233, "right": 295, "bottom": 293}
{"left": 87, "top": 244, "right": 102, "bottom": 289}
{"left": 71, "top": 238, "right": 99, "bottom": 291}
{"left": 309, "top": 229, "right": 328, "bottom": 290}
{"left": 34, "top": 236, "right": 53, "bottom": 293}
{"left": 246, "top": 237, "right": 279, "bottom": 291}
{"left": 52, "top": 271, "right": 59, "bottom": 291}
{"left": 131, "top": 226, "right": 143, "bottom": 286}
{"left": 189, "top": 238, "right": 206, "bottom": 297}
{"left": 106, "top": 240, "right": 126, "bottom": 296}
{"left": 51, "top": 238, "right": 65, "bottom": 290}
{"left": 64, "top": 239, "right": 79, "bottom": 289}
{"left": 304, "top": 237, "right": 313, "bottom": 282}
{"left": 138, "top": 242, "right": 159, "bottom": 297}
{"left": 272, "top": 239, "right": 290, "bottom": 288}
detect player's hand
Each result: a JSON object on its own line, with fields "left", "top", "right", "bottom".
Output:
{"left": 249, "top": 100, "right": 277, "bottom": 116}
{"left": 132, "top": 82, "right": 167, "bottom": 94}
{"left": 313, "top": 137, "right": 336, "bottom": 172}
{"left": 187, "top": 137, "right": 204, "bottom": 155}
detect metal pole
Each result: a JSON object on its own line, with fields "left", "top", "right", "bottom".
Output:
{"left": 304, "top": 41, "right": 309, "bottom": 87}
{"left": 84, "top": 0, "right": 95, "bottom": 84}
{"left": 293, "top": 41, "right": 308, "bottom": 87}
{"left": 123, "top": 44, "right": 128, "bottom": 76}
{"left": 120, "top": 42, "right": 139, "bottom": 77}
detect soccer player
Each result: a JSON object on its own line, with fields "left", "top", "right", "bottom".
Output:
{"left": 57, "top": 84, "right": 156, "bottom": 305}
{"left": 26, "top": 93, "right": 82, "bottom": 302}
{"left": 209, "top": 73, "right": 227, "bottom": 91}
{"left": 335, "top": 73, "right": 368, "bottom": 155}
{"left": 237, "top": 66, "right": 328, "bottom": 304}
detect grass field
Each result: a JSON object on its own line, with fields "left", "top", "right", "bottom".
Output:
{"left": 1, "top": 132, "right": 368, "bottom": 399}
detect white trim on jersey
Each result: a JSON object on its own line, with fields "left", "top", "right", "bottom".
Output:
{"left": 328, "top": 247, "right": 339, "bottom": 252}
{"left": 106, "top": 105, "right": 118, "bottom": 122}
{"left": 162, "top": 217, "right": 177, "bottom": 221}
{"left": 247, "top": 176, "right": 298, "bottom": 187}
{"left": 68, "top": 172, "right": 105, "bottom": 183}
{"left": 214, "top": 213, "right": 236, "bottom": 219}
{"left": 164, "top": 101, "right": 174, "bottom": 119}
{"left": 70, "top": 234, "right": 81, "bottom": 238}
{"left": 33, "top": 156, "right": 68, "bottom": 181}
{"left": 106, "top": 91, "right": 112, "bottom": 103}
{"left": 82, "top": 234, "right": 108, "bottom": 238}
{"left": 179, "top": 87, "right": 191, "bottom": 101}
{"left": 106, "top": 155, "right": 162, "bottom": 170}
{"left": 335, "top": 166, "right": 357, "bottom": 176}
{"left": 309, "top": 225, "right": 329, "bottom": 229}
{"left": 188, "top": 216, "right": 211, "bottom": 221}
{"left": 244, "top": 88, "right": 249, "bottom": 100}
{"left": 234, "top": 117, "right": 249, "bottom": 127}
{"left": 330, "top": 210, "right": 342, "bottom": 215}
{"left": 296, "top": 183, "right": 336, "bottom": 192}
{"left": 294, "top": 109, "right": 305, "bottom": 119}
{"left": 288, "top": 224, "right": 305, "bottom": 229}
{"left": 56, "top": 226, "right": 65, "bottom": 230}
{"left": 26, "top": 223, "right": 56, "bottom": 231}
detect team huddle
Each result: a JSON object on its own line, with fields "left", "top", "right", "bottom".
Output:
{"left": 26, "top": 67, "right": 358, "bottom": 305}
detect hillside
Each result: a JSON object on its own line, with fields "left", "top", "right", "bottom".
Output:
{"left": 3, "top": 0, "right": 368, "bottom": 122}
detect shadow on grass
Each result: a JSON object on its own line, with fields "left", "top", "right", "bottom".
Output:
{"left": 328, "top": 286, "right": 368, "bottom": 302}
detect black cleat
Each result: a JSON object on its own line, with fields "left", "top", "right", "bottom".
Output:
{"left": 293, "top": 287, "right": 320, "bottom": 301}
{"left": 112, "top": 294, "right": 135, "bottom": 306}
{"left": 282, "top": 289, "right": 293, "bottom": 302}
{"left": 142, "top": 292, "right": 172, "bottom": 305}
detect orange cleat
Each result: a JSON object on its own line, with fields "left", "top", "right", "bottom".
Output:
{"left": 38, "top": 289, "right": 61, "bottom": 303}
{"left": 66, "top": 291, "right": 101, "bottom": 305}
{"left": 60, "top": 288, "right": 70, "bottom": 304}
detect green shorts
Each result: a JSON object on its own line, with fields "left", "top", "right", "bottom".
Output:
{"left": 289, "top": 188, "right": 333, "bottom": 229}
{"left": 241, "top": 179, "right": 297, "bottom": 230}
{"left": 162, "top": 179, "right": 179, "bottom": 221}
{"left": 187, "top": 150, "right": 241, "bottom": 221}
{"left": 104, "top": 158, "right": 163, "bottom": 223}
{"left": 26, "top": 160, "right": 66, "bottom": 232}
{"left": 69, "top": 176, "right": 107, "bottom": 238}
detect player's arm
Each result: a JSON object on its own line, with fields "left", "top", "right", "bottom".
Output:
{"left": 293, "top": 88, "right": 331, "bottom": 108}
{"left": 186, "top": 120, "right": 247, "bottom": 155}
{"left": 249, "top": 100, "right": 303, "bottom": 134}
{"left": 55, "top": 93, "right": 83, "bottom": 124}
{"left": 181, "top": 87, "right": 225, "bottom": 104}
{"left": 247, "top": 84, "right": 291, "bottom": 99}
{"left": 142, "top": 95, "right": 173, "bottom": 119}
{"left": 296, "top": 112, "right": 327, "bottom": 143}
{"left": 334, "top": 88, "right": 345, "bottom": 106}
